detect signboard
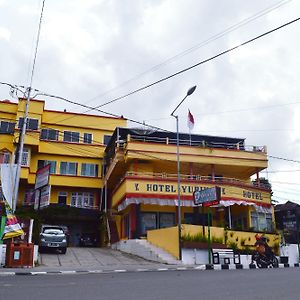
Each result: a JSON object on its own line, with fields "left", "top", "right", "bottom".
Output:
{"left": 23, "top": 189, "right": 36, "bottom": 206}
{"left": 35, "top": 164, "right": 50, "bottom": 190}
{"left": 193, "top": 186, "right": 221, "bottom": 207}
{"left": 34, "top": 185, "right": 51, "bottom": 210}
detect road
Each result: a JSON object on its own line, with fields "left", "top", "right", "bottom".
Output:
{"left": 0, "top": 268, "right": 299, "bottom": 300}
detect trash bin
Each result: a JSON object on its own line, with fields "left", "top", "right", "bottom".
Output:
{"left": 5, "top": 242, "right": 34, "bottom": 268}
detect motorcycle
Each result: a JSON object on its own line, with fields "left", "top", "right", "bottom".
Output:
{"left": 251, "top": 235, "right": 279, "bottom": 268}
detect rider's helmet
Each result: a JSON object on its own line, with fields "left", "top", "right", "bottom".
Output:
{"left": 255, "top": 233, "right": 261, "bottom": 240}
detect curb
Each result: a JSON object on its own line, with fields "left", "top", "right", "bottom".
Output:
{"left": 0, "top": 263, "right": 299, "bottom": 276}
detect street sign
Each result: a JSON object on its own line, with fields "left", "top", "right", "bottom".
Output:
{"left": 34, "top": 185, "right": 51, "bottom": 210}
{"left": 193, "top": 186, "right": 221, "bottom": 207}
{"left": 35, "top": 164, "right": 50, "bottom": 190}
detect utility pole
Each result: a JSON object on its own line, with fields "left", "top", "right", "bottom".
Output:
{"left": 12, "top": 89, "right": 31, "bottom": 212}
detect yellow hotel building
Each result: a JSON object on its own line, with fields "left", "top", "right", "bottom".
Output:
{"left": 0, "top": 98, "right": 126, "bottom": 245}
{"left": 105, "top": 128, "right": 275, "bottom": 244}
{"left": 0, "top": 98, "right": 277, "bottom": 252}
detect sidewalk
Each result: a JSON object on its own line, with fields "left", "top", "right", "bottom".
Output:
{"left": 0, "top": 247, "right": 173, "bottom": 275}
{"left": 0, "top": 247, "right": 298, "bottom": 276}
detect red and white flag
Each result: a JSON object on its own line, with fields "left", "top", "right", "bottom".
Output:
{"left": 187, "top": 109, "right": 195, "bottom": 131}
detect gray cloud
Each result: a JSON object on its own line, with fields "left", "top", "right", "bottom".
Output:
{"left": 1, "top": 0, "right": 300, "bottom": 203}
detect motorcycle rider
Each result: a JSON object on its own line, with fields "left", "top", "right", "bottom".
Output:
{"left": 254, "top": 234, "right": 272, "bottom": 258}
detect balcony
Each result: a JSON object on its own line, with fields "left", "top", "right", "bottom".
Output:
{"left": 124, "top": 171, "right": 271, "bottom": 190}
{"left": 129, "top": 134, "right": 267, "bottom": 153}
{"left": 111, "top": 171, "right": 272, "bottom": 210}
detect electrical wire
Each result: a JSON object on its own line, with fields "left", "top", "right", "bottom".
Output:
{"left": 83, "top": 17, "right": 300, "bottom": 111}
{"left": 268, "top": 155, "right": 300, "bottom": 164}
{"left": 261, "top": 169, "right": 300, "bottom": 173}
{"left": 35, "top": 16, "right": 300, "bottom": 129}
{"left": 270, "top": 181, "right": 300, "bottom": 186}
{"left": 82, "top": 0, "right": 292, "bottom": 107}
{"left": 28, "top": 0, "right": 46, "bottom": 89}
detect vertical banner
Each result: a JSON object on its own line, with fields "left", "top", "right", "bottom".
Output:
{"left": 2, "top": 201, "right": 24, "bottom": 240}
{"left": 0, "top": 164, "right": 18, "bottom": 208}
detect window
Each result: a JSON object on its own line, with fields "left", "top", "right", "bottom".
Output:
{"left": 251, "top": 212, "right": 273, "bottom": 232}
{"left": 18, "top": 118, "right": 39, "bottom": 130}
{"left": 60, "top": 162, "right": 78, "bottom": 175}
{"left": 83, "top": 133, "right": 92, "bottom": 144}
{"left": 37, "top": 160, "right": 57, "bottom": 174}
{"left": 159, "top": 213, "right": 175, "bottom": 229}
{"left": 18, "top": 148, "right": 30, "bottom": 166}
{"left": 0, "top": 152, "right": 10, "bottom": 163}
{"left": 140, "top": 213, "right": 157, "bottom": 235}
{"left": 0, "top": 121, "right": 15, "bottom": 134}
{"left": 104, "top": 135, "right": 111, "bottom": 145}
{"left": 81, "top": 163, "right": 98, "bottom": 177}
{"left": 58, "top": 191, "right": 67, "bottom": 205}
{"left": 63, "top": 131, "right": 80, "bottom": 143}
{"left": 71, "top": 192, "right": 94, "bottom": 209}
{"left": 41, "top": 129, "right": 58, "bottom": 141}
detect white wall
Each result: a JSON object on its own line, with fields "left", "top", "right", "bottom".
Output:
{"left": 182, "top": 249, "right": 210, "bottom": 265}
{"left": 280, "top": 244, "right": 299, "bottom": 265}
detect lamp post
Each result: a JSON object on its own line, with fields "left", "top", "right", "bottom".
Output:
{"left": 171, "top": 85, "right": 197, "bottom": 260}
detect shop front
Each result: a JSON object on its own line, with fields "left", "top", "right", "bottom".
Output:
{"left": 112, "top": 174, "right": 274, "bottom": 240}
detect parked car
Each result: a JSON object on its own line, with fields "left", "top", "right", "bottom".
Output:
{"left": 39, "top": 225, "right": 68, "bottom": 254}
{"left": 79, "top": 233, "right": 98, "bottom": 247}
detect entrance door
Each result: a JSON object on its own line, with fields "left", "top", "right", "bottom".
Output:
{"left": 140, "top": 213, "right": 157, "bottom": 236}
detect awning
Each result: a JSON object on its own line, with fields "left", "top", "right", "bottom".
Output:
{"left": 117, "top": 196, "right": 272, "bottom": 213}
{"left": 217, "top": 200, "right": 272, "bottom": 214}
{"left": 117, "top": 197, "right": 194, "bottom": 211}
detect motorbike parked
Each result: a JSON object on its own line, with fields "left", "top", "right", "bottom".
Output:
{"left": 251, "top": 234, "right": 278, "bottom": 268}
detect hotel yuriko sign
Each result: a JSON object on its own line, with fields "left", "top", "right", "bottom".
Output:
{"left": 128, "top": 181, "right": 270, "bottom": 203}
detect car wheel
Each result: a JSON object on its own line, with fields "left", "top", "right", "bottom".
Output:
{"left": 61, "top": 247, "right": 67, "bottom": 254}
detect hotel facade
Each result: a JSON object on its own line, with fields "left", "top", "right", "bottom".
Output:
{"left": 0, "top": 98, "right": 278, "bottom": 255}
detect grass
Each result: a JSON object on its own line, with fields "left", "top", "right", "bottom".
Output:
{"left": 182, "top": 233, "right": 223, "bottom": 244}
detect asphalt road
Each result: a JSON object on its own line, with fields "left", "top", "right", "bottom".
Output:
{"left": 0, "top": 268, "right": 299, "bottom": 300}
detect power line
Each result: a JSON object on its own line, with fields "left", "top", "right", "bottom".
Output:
{"left": 262, "top": 169, "right": 300, "bottom": 173}
{"left": 28, "top": 0, "right": 45, "bottom": 89}
{"left": 2, "top": 17, "right": 299, "bottom": 133}
{"left": 268, "top": 155, "right": 300, "bottom": 164}
{"left": 38, "top": 16, "right": 300, "bottom": 124}
{"left": 270, "top": 181, "right": 300, "bottom": 186}
{"left": 82, "top": 0, "right": 292, "bottom": 107}
{"left": 87, "top": 17, "right": 300, "bottom": 111}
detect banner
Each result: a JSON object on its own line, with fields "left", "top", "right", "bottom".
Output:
{"left": 0, "top": 164, "right": 17, "bottom": 208}
{"left": 2, "top": 201, "right": 24, "bottom": 240}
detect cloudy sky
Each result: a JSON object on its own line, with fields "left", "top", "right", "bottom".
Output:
{"left": 1, "top": 0, "right": 300, "bottom": 204}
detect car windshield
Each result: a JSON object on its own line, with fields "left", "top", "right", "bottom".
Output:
{"left": 43, "top": 229, "right": 64, "bottom": 235}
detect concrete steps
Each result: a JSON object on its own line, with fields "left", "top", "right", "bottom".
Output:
{"left": 112, "top": 239, "right": 181, "bottom": 265}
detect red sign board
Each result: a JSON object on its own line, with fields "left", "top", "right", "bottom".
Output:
{"left": 35, "top": 164, "right": 50, "bottom": 190}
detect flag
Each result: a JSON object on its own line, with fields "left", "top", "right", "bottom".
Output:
{"left": 2, "top": 200, "right": 24, "bottom": 240}
{"left": 187, "top": 109, "right": 195, "bottom": 131}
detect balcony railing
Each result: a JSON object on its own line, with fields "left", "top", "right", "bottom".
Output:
{"left": 128, "top": 134, "right": 266, "bottom": 153}
{"left": 125, "top": 171, "right": 271, "bottom": 191}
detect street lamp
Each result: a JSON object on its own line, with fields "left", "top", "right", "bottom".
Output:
{"left": 171, "top": 85, "right": 197, "bottom": 260}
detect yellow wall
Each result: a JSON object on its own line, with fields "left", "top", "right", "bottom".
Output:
{"left": 147, "top": 226, "right": 179, "bottom": 259}
{"left": 111, "top": 177, "right": 272, "bottom": 208}
{"left": 226, "top": 230, "right": 280, "bottom": 250}
{"left": 0, "top": 98, "right": 127, "bottom": 208}
{"left": 182, "top": 224, "right": 225, "bottom": 241}
{"left": 126, "top": 141, "right": 268, "bottom": 169}
{"left": 147, "top": 224, "right": 280, "bottom": 258}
